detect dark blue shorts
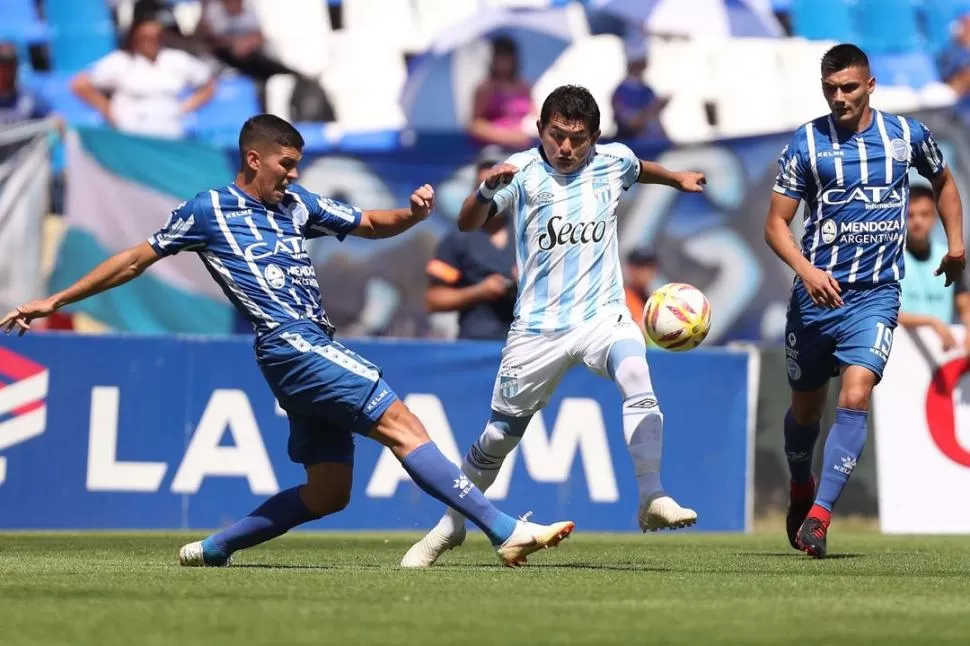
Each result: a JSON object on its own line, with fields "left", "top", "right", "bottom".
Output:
{"left": 255, "top": 320, "right": 399, "bottom": 466}
{"left": 785, "top": 281, "right": 901, "bottom": 391}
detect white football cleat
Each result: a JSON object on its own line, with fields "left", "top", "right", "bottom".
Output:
{"left": 639, "top": 493, "right": 698, "bottom": 532}
{"left": 178, "top": 540, "right": 232, "bottom": 567}
{"left": 400, "top": 521, "right": 467, "bottom": 568}
{"left": 495, "top": 516, "right": 575, "bottom": 567}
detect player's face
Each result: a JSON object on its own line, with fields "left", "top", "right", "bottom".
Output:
{"left": 907, "top": 196, "right": 936, "bottom": 244}
{"left": 821, "top": 66, "right": 873, "bottom": 128}
{"left": 538, "top": 115, "right": 599, "bottom": 173}
{"left": 249, "top": 145, "right": 302, "bottom": 204}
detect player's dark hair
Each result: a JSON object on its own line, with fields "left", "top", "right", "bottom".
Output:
{"left": 238, "top": 114, "right": 304, "bottom": 156}
{"left": 820, "top": 44, "right": 870, "bottom": 77}
{"left": 909, "top": 185, "right": 935, "bottom": 203}
{"left": 539, "top": 85, "right": 600, "bottom": 134}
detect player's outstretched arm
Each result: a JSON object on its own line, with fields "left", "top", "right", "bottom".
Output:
{"left": 352, "top": 184, "right": 435, "bottom": 239}
{"left": 0, "top": 242, "right": 161, "bottom": 335}
{"left": 765, "top": 192, "right": 843, "bottom": 308}
{"left": 637, "top": 160, "right": 705, "bottom": 192}
{"left": 458, "top": 163, "right": 518, "bottom": 232}
{"left": 930, "top": 168, "right": 966, "bottom": 286}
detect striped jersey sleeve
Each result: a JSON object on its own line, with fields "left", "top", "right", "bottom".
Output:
{"left": 148, "top": 196, "right": 210, "bottom": 256}
{"left": 773, "top": 132, "right": 809, "bottom": 201}
{"left": 908, "top": 119, "right": 946, "bottom": 180}
{"left": 288, "top": 184, "right": 361, "bottom": 240}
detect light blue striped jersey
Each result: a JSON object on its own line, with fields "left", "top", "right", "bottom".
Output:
{"left": 773, "top": 109, "right": 946, "bottom": 286}
{"left": 147, "top": 182, "right": 361, "bottom": 335}
{"left": 492, "top": 143, "right": 641, "bottom": 333}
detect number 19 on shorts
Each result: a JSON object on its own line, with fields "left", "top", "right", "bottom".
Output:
{"left": 871, "top": 321, "right": 893, "bottom": 360}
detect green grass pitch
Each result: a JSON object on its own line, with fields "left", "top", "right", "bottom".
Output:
{"left": 1, "top": 532, "right": 968, "bottom": 645}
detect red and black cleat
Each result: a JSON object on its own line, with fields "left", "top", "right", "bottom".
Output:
{"left": 786, "top": 477, "right": 816, "bottom": 551}
{"left": 796, "top": 516, "right": 828, "bottom": 558}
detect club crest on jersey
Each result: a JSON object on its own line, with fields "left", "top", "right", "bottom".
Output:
{"left": 890, "top": 138, "right": 909, "bottom": 162}
{"left": 820, "top": 219, "right": 837, "bottom": 244}
{"left": 264, "top": 263, "right": 285, "bottom": 289}
{"left": 593, "top": 177, "right": 610, "bottom": 204}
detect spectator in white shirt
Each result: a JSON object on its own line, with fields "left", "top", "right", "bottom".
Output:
{"left": 71, "top": 17, "right": 216, "bottom": 139}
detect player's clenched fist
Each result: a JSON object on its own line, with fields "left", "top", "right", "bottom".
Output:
{"left": 477, "top": 164, "right": 518, "bottom": 200}
{"left": 409, "top": 184, "right": 435, "bottom": 220}
{"left": 799, "top": 266, "right": 843, "bottom": 309}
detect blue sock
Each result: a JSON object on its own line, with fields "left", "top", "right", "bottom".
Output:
{"left": 815, "top": 407, "right": 868, "bottom": 512}
{"left": 402, "top": 442, "right": 518, "bottom": 545}
{"left": 784, "top": 408, "right": 821, "bottom": 485}
{"left": 202, "top": 486, "right": 318, "bottom": 565}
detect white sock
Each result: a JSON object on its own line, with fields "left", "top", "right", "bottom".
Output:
{"left": 614, "top": 356, "right": 665, "bottom": 502}
{"left": 435, "top": 419, "right": 523, "bottom": 536}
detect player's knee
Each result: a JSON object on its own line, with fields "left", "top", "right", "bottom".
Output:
{"left": 790, "top": 388, "right": 826, "bottom": 425}
{"left": 838, "top": 383, "right": 872, "bottom": 411}
{"left": 372, "top": 400, "right": 431, "bottom": 456}
{"left": 301, "top": 482, "right": 351, "bottom": 518}
{"left": 480, "top": 413, "right": 528, "bottom": 457}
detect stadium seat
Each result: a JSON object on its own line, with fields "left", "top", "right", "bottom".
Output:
{"left": 532, "top": 35, "right": 626, "bottom": 138}
{"left": 413, "top": 0, "right": 480, "bottom": 46}
{"left": 319, "top": 31, "right": 407, "bottom": 131}
{"left": 712, "top": 39, "right": 790, "bottom": 138}
{"left": 777, "top": 38, "right": 841, "bottom": 126}
{"left": 642, "top": 37, "right": 717, "bottom": 142}
{"left": 0, "top": 0, "right": 49, "bottom": 44}
{"left": 187, "top": 75, "right": 261, "bottom": 138}
{"left": 172, "top": 1, "right": 203, "bottom": 36}
{"left": 264, "top": 74, "right": 298, "bottom": 122}
{"left": 251, "top": 0, "right": 332, "bottom": 77}
{"left": 868, "top": 85, "right": 921, "bottom": 114}
{"left": 342, "top": 0, "right": 424, "bottom": 54}
{"left": 856, "top": 0, "right": 921, "bottom": 54}
{"left": 920, "top": 0, "right": 970, "bottom": 54}
{"left": 789, "top": 0, "right": 855, "bottom": 43}
{"left": 869, "top": 51, "right": 940, "bottom": 89}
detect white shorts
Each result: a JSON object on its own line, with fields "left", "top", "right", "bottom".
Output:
{"left": 490, "top": 307, "right": 645, "bottom": 417}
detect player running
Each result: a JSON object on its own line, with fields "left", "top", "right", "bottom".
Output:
{"left": 0, "top": 114, "right": 575, "bottom": 568}
{"left": 766, "top": 44, "right": 965, "bottom": 558}
{"left": 401, "top": 85, "right": 705, "bottom": 568}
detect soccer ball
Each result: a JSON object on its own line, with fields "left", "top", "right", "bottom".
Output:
{"left": 642, "top": 283, "right": 712, "bottom": 351}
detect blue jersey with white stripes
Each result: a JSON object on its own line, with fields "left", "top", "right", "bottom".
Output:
{"left": 492, "top": 143, "right": 640, "bottom": 333}
{"left": 773, "top": 109, "right": 946, "bottom": 286}
{"left": 147, "top": 182, "right": 361, "bottom": 335}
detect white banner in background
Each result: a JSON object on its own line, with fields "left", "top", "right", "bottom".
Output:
{"left": 874, "top": 325, "right": 970, "bottom": 533}
{"left": 0, "top": 119, "right": 53, "bottom": 315}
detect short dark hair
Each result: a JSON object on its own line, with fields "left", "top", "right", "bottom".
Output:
{"left": 910, "top": 185, "right": 935, "bottom": 203}
{"left": 492, "top": 36, "right": 518, "bottom": 57}
{"left": 238, "top": 114, "right": 304, "bottom": 156}
{"left": 539, "top": 85, "right": 600, "bottom": 134}
{"left": 820, "top": 44, "right": 870, "bottom": 77}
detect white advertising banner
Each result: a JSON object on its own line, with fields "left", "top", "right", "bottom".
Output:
{"left": 874, "top": 325, "right": 970, "bottom": 533}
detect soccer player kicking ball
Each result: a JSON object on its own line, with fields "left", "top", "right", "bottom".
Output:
{"left": 0, "top": 114, "right": 575, "bottom": 568}
{"left": 766, "top": 44, "right": 965, "bottom": 558}
{"left": 401, "top": 85, "right": 706, "bottom": 568}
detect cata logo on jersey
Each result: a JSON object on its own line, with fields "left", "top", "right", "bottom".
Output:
{"left": 820, "top": 186, "right": 905, "bottom": 210}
